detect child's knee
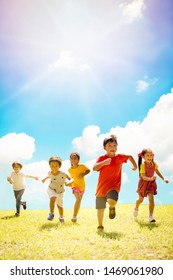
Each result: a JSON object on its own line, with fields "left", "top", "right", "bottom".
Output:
{"left": 107, "top": 198, "right": 116, "bottom": 207}
{"left": 50, "top": 197, "right": 56, "bottom": 202}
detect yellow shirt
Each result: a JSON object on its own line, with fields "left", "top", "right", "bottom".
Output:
{"left": 140, "top": 162, "right": 158, "bottom": 175}
{"left": 68, "top": 164, "right": 89, "bottom": 191}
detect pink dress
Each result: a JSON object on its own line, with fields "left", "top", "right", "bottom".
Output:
{"left": 137, "top": 163, "right": 157, "bottom": 197}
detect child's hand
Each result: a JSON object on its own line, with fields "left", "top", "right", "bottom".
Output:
{"left": 35, "top": 177, "right": 39, "bottom": 181}
{"left": 42, "top": 179, "right": 46, "bottom": 183}
{"left": 7, "top": 177, "right": 13, "bottom": 184}
{"left": 132, "top": 166, "right": 137, "bottom": 171}
{"left": 103, "top": 158, "right": 112, "bottom": 165}
{"left": 152, "top": 176, "right": 157, "bottom": 181}
{"left": 78, "top": 172, "right": 84, "bottom": 178}
{"left": 164, "top": 178, "right": 169, "bottom": 183}
{"left": 65, "top": 182, "right": 71, "bottom": 187}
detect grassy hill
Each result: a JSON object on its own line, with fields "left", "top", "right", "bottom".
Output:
{"left": 0, "top": 204, "right": 173, "bottom": 260}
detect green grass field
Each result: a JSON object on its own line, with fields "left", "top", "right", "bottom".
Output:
{"left": 0, "top": 204, "right": 173, "bottom": 260}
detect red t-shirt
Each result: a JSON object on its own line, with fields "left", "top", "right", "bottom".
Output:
{"left": 95, "top": 154, "right": 129, "bottom": 197}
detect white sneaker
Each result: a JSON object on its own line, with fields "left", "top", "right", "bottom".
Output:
{"left": 133, "top": 208, "right": 138, "bottom": 217}
{"left": 59, "top": 217, "right": 64, "bottom": 223}
{"left": 149, "top": 216, "right": 156, "bottom": 223}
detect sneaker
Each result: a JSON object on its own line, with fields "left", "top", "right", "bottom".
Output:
{"left": 109, "top": 207, "right": 116, "bottom": 219}
{"left": 15, "top": 213, "right": 20, "bottom": 217}
{"left": 59, "top": 217, "right": 64, "bottom": 223}
{"left": 149, "top": 216, "right": 156, "bottom": 223}
{"left": 47, "top": 213, "right": 54, "bottom": 221}
{"left": 22, "top": 201, "right": 27, "bottom": 210}
{"left": 133, "top": 208, "right": 138, "bottom": 217}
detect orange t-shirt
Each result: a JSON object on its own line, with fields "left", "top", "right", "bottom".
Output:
{"left": 95, "top": 154, "right": 129, "bottom": 197}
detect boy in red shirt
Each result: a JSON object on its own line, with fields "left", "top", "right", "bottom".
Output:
{"left": 93, "top": 135, "right": 137, "bottom": 231}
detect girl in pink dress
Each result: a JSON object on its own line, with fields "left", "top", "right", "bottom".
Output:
{"left": 133, "top": 148, "right": 169, "bottom": 222}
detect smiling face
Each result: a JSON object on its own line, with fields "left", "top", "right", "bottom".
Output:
{"left": 70, "top": 154, "right": 80, "bottom": 167}
{"left": 104, "top": 141, "right": 117, "bottom": 157}
{"left": 13, "top": 163, "right": 22, "bottom": 173}
{"left": 49, "top": 161, "right": 60, "bottom": 174}
{"left": 143, "top": 151, "right": 154, "bottom": 164}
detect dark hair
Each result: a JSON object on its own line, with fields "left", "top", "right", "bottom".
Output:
{"left": 49, "top": 156, "right": 62, "bottom": 167}
{"left": 12, "top": 161, "right": 23, "bottom": 169}
{"left": 138, "top": 148, "right": 153, "bottom": 175}
{"left": 70, "top": 152, "right": 80, "bottom": 167}
{"left": 70, "top": 152, "right": 80, "bottom": 160}
{"left": 103, "top": 134, "right": 118, "bottom": 147}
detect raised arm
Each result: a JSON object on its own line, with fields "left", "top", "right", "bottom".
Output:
{"left": 93, "top": 158, "right": 111, "bottom": 171}
{"left": 78, "top": 169, "right": 90, "bottom": 178}
{"left": 128, "top": 155, "right": 137, "bottom": 171}
{"left": 27, "top": 175, "right": 39, "bottom": 180}
{"left": 42, "top": 177, "right": 49, "bottom": 183}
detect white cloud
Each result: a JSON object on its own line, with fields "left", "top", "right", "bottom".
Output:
{"left": 22, "top": 160, "right": 49, "bottom": 178}
{"left": 120, "top": 0, "right": 145, "bottom": 23}
{"left": 136, "top": 76, "right": 158, "bottom": 93}
{"left": 122, "top": 172, "right": 130, "bottom": 184}
{"left": 136, "top": 79, "right": 149, "bottom": 92}
{"left": 0, "top": 133, "right": 35, "bottom": 164}
{"left": 72, "top": 90, "right": 173, "bottom": 175}
{"left": 49, "top": 51, "right": 91, "bottom": 72}
{"left": 72, "top": 125, "right": 107, "bottom": 158}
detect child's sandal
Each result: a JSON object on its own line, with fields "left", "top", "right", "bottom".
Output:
{"left": 109, "top": 207, "right": 116, "bottom": 219}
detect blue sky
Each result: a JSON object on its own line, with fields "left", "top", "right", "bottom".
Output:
{"left": 0, "top": 0, "right": 173, "bottom": 212}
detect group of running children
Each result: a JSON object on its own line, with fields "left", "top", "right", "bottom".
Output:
{"left": 7, "top": 135, "right": 169, "bottom": 231}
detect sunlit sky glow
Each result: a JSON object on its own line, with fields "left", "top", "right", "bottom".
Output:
{"left": 0, "top": 0, "right": 173, "bottom": 211}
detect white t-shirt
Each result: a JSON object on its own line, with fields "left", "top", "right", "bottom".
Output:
{"left": 48, "top": 171, "right": 67, "bottom": 193}
{"left": 9, "top": 172, "right": 30, "bottom": 191}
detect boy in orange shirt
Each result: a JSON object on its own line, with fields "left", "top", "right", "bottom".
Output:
{"left": 93, "top": 135, "right": 137, "bottom": 231}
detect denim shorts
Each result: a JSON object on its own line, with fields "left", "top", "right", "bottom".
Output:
{"left": 96, "top": 190, "right": 119, "bottom": 209}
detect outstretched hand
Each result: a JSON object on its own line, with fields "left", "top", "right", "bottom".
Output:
{"left": 164, "top": 178, "right": 169, "bottom": 183}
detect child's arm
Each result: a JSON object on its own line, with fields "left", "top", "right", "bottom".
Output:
{"left": 7, "top": 177, "right": 13, "bottom": 184}
{"left": 93, "top": 158, "right": 111, "bottom": 171}
{"left": 65, "top": 180, "right": 73, "bottom": 187}
{"left": 65, "top": 174, "right": 72, "bottom": 187}
{"left": 66, "top": 174, "right": 71, "bottom": 181}
{"left": 139, "top": 163, "right": 156, "bottom": 181}
{"left": 155, "top": 169, "right": 169, "bottom": 183}
{"left": 27, "top": 175, "right": 39, "bottom": 180}
{"left": 128, "top": 155, "right": 137, "bottom": 170}
{"left": 78, "top": 169, "right": 90, "bottom": 178}
{"left": 42, "top": 177, "right": 49, "bottom": 183}
{"left": 141, "top": 174, "right": 156, "bottom": 181}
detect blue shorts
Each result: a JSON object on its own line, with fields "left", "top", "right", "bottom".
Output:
{"left": 96, "top": 190, "right": 119, "bottom": 209}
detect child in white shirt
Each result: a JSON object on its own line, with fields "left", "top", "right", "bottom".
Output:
{"left": 7, "top": 161, "right": 39, "bottom": 216}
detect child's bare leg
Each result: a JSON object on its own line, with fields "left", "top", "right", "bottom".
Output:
{"left": 73, "top": 192, "right": 82, "bottom": 219}
{"left": 50, "top": 197, "right": 56, "bottom": 213}
{"left": 148, "top": 193, "right": 154, "bottom": 216}
{"left": 135, "top": 195, "right": 144, "bottom": 210}
{"left": 107, "top": 198, "right": 116, "bottom": 219}
{"left": 107, "top": 198, "right": 116, "bottom": 208}
{"left": 57, "top": 205, "right": 63, "bottom": 218}
{"left": 97, "top": 209, "right": 104, "bottom": 227}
